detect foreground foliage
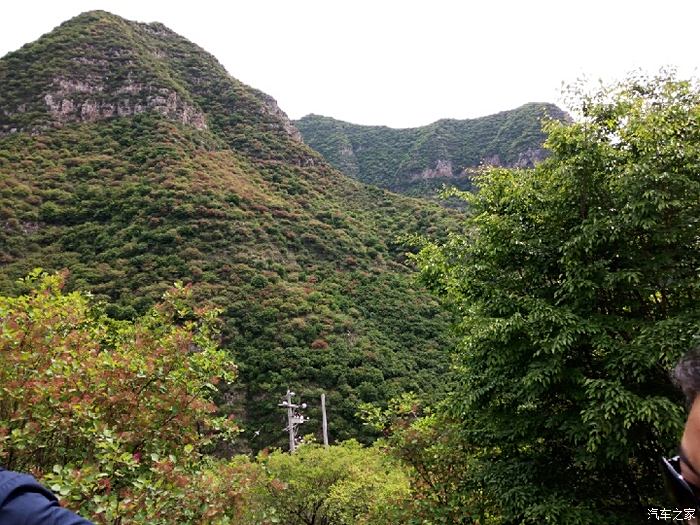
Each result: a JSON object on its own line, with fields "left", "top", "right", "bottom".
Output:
{"left": 0, "top": 271, "right": 420, "bottom": 525}
{"left": 361, "top": 394, "right": 488, "bottom": 524}
{"left": 0, "top": 271, "right": 256, "bottom": 523}
{"left": 244, "top": 441, "right": 410, "bottom": 525}
{"left": 414, "top": 74, "right": 700, "bottom": 523}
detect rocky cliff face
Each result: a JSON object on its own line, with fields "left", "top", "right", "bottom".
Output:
{"left": 258, "top": 92, "right": 303, "bottom": 142}
{"left": 410, "top": 159, "right": 455, "bottom": 181}
{"left": 40, "top": 78, "right": 208, "bottom": 131}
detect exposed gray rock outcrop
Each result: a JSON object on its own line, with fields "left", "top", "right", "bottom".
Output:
{"left": 39, "top": 76, "right": 208, "bottom": 130}
{"left": 259, "top": 92, "right": 303, "bottom": 142}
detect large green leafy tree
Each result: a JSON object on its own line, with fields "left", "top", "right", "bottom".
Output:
{"left": 415, "top": 74, "right": 700, "bottom": 523}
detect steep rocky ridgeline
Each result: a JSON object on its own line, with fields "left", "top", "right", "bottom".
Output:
{"left": 295, "top": 103, "right": 570, "bottom": 199}
{"left": 0, "top": 11, "right": 459, "bottom": 451}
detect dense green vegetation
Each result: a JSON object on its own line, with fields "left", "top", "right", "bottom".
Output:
{"left": 0, "top": 273, "right": 412, "bottom": 524}
{"left": 2, "top": 10, "right": 699, "bottom": 525}
{"left": 244, "top": 441, "right": 410, "bottom": 524}
{"left": 409, "top": 74, "right": 700, "bottom": 523}
{"left": 295, "top": 103, "right": 568, "bottom": 199}
{"left": 0, "top": 11, "right": 458, "bottom": 451}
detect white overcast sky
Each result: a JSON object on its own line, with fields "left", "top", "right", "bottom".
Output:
{"left": 1, "top": 0, "right": 698, "bottom": 128}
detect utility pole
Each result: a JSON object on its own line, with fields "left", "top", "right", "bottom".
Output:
{"left": 321, "top": 393, "right": 329, "bottom": 448}
{"left": 278, "top": 389, "right": 307, "bottom": 453}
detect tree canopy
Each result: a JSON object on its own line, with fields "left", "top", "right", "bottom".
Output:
{"left": 0, "top": 271, "right": 412, "bottom": 524}
{"left": 244, "top": 440, "right": 410, "bottom": 525}
{"left": 414, "top": 73, "right": 700, "bottom": 523}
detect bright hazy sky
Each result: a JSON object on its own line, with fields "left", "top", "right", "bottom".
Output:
{"left": 2, "top": 1, "right": 698, "bottom": 128}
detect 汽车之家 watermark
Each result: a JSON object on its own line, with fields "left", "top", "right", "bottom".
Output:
{"left": 648, "top": 508, "right": 696, "bottom": 520}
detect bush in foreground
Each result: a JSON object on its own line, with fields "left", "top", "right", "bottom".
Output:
{"left": 0, "top": 270, "right": 255, "bottom": 524}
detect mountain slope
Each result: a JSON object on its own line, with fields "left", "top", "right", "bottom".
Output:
{"left": 0, "top": 11, "right": 457, "bottom": 450}
{"left": 295, "top": 103, "right": 569, "bottom": 198}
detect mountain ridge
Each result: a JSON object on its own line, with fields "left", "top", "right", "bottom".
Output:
{"left": 295, "top": 102, "right": 569, "bottom": 198}
{"left": 300, "top": 101, "right": 564, "bottom": 130}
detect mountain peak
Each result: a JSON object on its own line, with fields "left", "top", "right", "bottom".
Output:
{"left": 0, "top": 11, "right": 302, "bottom": 153}
{"left": 1, "top": 11, "right": 203, "bottom": 134}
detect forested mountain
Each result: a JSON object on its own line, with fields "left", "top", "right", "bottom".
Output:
{"left": 295, "top": 103, "right": 569, "bottom": 198}
{"left": 2, "top": 10, "right": 699, "bottom": 525}
{"left": 0, "top": 10, "right": 458, "bottom": 450}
